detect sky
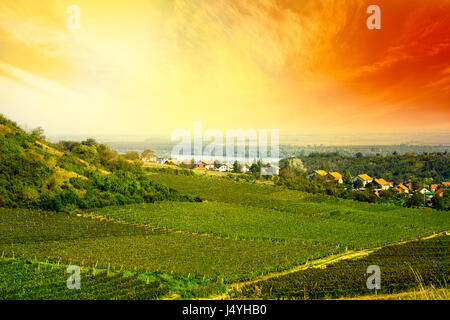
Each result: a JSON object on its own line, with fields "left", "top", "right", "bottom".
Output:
{"left": 0, "top": 0, "right": 449, "bottom": 143}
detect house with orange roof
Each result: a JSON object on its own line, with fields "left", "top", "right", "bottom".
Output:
{"left": 197, "top": 160, "right": 215, "bottom": 170}
{"left": 394, "top": 183, "right": 410, "bottom": 194}
{"left": 442, "top": 182, "right": 450, "bottom": 188}
{"left": 308, "top": 170, "right": 328, "bottom": 179}
{"left": 417, "top": 186, "right": 431, "bottom": 194}
{"left": 326, "top": 172, "right": 343, "bottom": 184}
{"left": 352, "top": 174, "right": 373, "bottom": 187}
{"left": 430, "top": 184, "right": 439, "bottom": 192}
{"left": 373, "top": 178, "right": 392, "bottom": 190}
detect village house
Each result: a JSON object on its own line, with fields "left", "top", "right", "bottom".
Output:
{"left": 373, "top": 178, "right": 392, "bottom": 190}
{"left": 141, "top": 155, "right": 157, "bottom": 162}
{"left": 442, "top": 182, "right": 450, "bottom": 188}
{"left": 417, "top": 186, "right": 435, "bottom": 200}
{"left": 197, "top": 160, "right": 215, "bottom": 170}
{"left": 217, "top": 163, "right": 234, "bottom": 172}
{"left": 157, "top": 158, "right": 168, "bottom": 164}
{"left": 308, "top": 170, "right": 328, "bottom": 179}
{"left": 326, "top": 172, "right": 343, "bottom": 184}
{"left": 261, "top": 164, "right": 280, "bottom": 176}
{"left": 417, "top": 186, "right": 431, "bottom": 194}
{"left": 352, "top": 174, "right": 373, "bottom": 187}
{"left": 269, "top": 164, "right": 280, "bottom": 175}
{"left": 394, "top": 183, "right": 409, "bottom": 193}
{"left": 205, "top": 160, "right": 216, "bottom": 170}
{"left": 241, "top": 163, "right": 252, "bottom": 173}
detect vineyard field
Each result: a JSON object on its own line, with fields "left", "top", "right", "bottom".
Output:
{"left": 93, "top": 202, "right": 447, "bottom": 248}
{"left": 0, "top": 258, "right": 225, "bottom": 299}
{"left": 230, "top": 236, "right": 450, "bottom": 299}
{"left": 0, "top": 208, "right": 333, "bottom": 282}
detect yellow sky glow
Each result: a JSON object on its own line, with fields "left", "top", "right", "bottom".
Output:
{"left": 0, "top": 0, "right": 449, "bottom": 140}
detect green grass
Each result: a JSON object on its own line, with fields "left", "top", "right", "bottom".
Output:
{"left": 230, "top": 236, "right": 450, "bottom": 300}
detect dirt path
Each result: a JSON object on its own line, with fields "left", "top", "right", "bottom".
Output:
{"left": 209, "top": 233, "right": 441, "bottom": 300}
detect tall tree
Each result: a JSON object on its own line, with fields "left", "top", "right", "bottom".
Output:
{"left": 233, "top": 161, "right": 242, "bottom": 173}
{"left": 124, "top": 151, "right": 140, "bottom": 160}
{"left": 343, "top": 170, "right": 353, "bottom": 185}
{"left": 31, "top": 126, "right": 45, "bottom": 140}
{"left": 141, "top": 149, "right": 155, "bottom": 158}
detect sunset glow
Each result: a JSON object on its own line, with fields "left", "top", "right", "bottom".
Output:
{"left": 1, "top": 0, "right": 449, "bottom": 139}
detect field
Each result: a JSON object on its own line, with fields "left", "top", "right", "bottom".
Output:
{"left": 229, "top": 236, "right": 450, "bottom": 300}
{"left": 93, "top": 202, "right": 446, "bottom": 248}
{"left": 0, "top": 172, "right": 448, "bottom": 299}
{"left": 0, "top": 258, "right": 226, "bottom": 299}
{"left": 0, "top": 208, "right": 333, "bottom": 283}
{"left": 144, "top": 174, "right": 448, "bottom": 244}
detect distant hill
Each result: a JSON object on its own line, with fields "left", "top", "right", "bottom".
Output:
{"left": 0, "top": 114, "right": 196, "bottom": 212}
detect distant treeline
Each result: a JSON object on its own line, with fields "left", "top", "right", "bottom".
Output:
{"left": 280, "top": 144, "right": 449, "bottom": 158}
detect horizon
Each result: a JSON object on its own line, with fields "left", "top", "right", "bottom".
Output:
{"left": 43, "top": 129, "right": 450, "bottom": 146}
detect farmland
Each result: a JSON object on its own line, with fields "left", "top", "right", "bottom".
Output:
{"left": 0, "top": 258, "right": 225, "bottom": 299}
{"left": 93, "top": 202, "right": 447, "bottom": 247}
{"left": 0, "top": 169, "right": 449, "bottom": 299}
{"left": 229, "top": 236, "right": 450, "bottom": 300}
{"left": 144, "top": 173, "right": 448, "bottom": 243}
{"left": 146, "top": 172, "right": 442, "bottom": 217}
{"left": 0, "top": 207, "right": 333, "bottom": 282}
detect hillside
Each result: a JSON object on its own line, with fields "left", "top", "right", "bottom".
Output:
{"left": 0, "top": 114, "right": 195, "bottom": 212}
